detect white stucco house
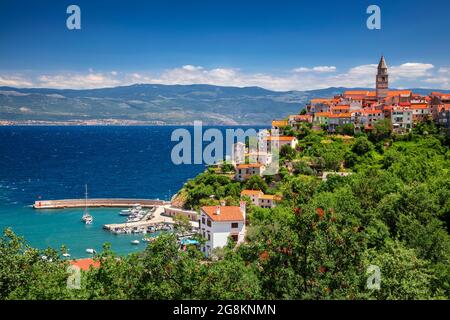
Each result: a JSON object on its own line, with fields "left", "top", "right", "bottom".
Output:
{"left": 199, "top": 202, "right": 246, "bottom": 257}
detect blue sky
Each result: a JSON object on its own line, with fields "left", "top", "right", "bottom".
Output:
{"left": 0, "top": 0, "right": 449, "bottom": 90}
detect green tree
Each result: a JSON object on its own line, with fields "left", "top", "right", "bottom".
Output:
{"left": 363, "top": 240, "right": 435, "bottom": 299}
{"left": 245, "top": 175, "right": 268, "bottom": 193}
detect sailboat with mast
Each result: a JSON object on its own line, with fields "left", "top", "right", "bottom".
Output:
{"left": 81, "top": 184, "right": 93, "bottom": 225}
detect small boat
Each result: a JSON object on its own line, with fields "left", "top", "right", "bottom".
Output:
{"left": 81, "top": 185, "right": 94, "bottom": 224}
{"left": 84, "top": 215, "right": 93, "bottom": 225}
{"left": 86, "top": 248, "right": 95, "bottom": 254}
{"left": 62, "top": 253, "right": 71, "bottom": 258}
{"left": 119, "top": 209, "right": 132, "bottom": 216}
{"left": 131, "top": 240, "right": 140, "bottom": 245}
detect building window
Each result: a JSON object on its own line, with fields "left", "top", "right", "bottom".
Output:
{"left": 202, "top": 217, "right": 205, "bottom": 224}
{"left": 207, "top": 220, "right": 211, "bottom": 227}
{"left": 231, "top": 222, "right": 238, "bottom": 228}
{"left": 231, "top": 235, "right": 239, "bottom": 242}
{"left": 208, "top": 234, "right": 211, "bottom": 241}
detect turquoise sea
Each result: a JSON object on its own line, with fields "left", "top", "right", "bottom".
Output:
{"left": 0, "top": 126, "right": 212, "bottom": 258}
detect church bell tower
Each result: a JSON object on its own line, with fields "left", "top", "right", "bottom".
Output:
{"left": 376, "top": 56, "right": 389, "bottom": 100}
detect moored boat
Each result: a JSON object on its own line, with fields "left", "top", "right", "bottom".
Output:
{"left": 119, "top": 209, "right": 132, "bottom": 216}
{"left": 81, "top": 185, "right": 94, "bottom": 224}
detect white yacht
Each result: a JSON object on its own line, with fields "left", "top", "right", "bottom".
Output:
{"left": 81, "top": 184, "right": 94, "bottom": 224}
{"left": 119, "top": 209, "right": 132, "bottom": 216}
{"left": 131, "top": 240, "right": 140, "bottom": 245}
{"left": 86, "top": 248, "right": 96, "bottom": 254}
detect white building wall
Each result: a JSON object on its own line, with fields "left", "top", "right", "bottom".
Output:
{"left": 200, "top": 211, "right": 245, "bottom": 257}
{"left": 211, "top": 221, "right": 245, "bottom": 248}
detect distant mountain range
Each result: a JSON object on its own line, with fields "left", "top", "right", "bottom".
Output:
{"left": 0, "top": 84, "right": 449, "bottom": 125}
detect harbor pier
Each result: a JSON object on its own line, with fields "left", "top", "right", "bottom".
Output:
{"left": 33, "top": 198, "right": 168, "bottom": 209}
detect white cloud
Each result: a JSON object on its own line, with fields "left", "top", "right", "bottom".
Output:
{"left": 424, "top": 67, "right": 450, "bottom": 89}
{"left": 0, "top": 75, "right": 33, "bottom": 87}
{"left": 390, "top": 63, "right": 434, "bottom": 79}
{"left": 37, "top": 73, "right": 122, "bottom": 89}
{"left": 1, "top": 61, "right": 448, "bottom": 91}
{"left": 293, "top": 66, "right": 336, "bottom": 73}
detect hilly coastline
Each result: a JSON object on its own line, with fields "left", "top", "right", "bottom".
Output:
{"left": 0, "top": 84, "right": 449, "bottom": 125}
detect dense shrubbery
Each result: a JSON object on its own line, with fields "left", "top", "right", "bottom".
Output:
{"left": 1, "top": 128, "right": 450, "bottom": 300}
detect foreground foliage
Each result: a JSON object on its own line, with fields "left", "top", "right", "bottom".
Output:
{"left": 1, "top": 128, "right": 449, "bottom": 300}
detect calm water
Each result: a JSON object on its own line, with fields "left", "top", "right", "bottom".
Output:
{"left": 0, "top": 126, "right": 212, "bottom": 258}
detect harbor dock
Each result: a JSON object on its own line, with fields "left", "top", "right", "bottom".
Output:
{"left": 103, "top": 205, "right": 199, "bottom": 235}
{"left": 33, "top": 198, "right": 168, "bottom": 209}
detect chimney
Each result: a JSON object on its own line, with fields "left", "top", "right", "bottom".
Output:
{"left": 215, "top": 206, "right": 221, "bottom": 215}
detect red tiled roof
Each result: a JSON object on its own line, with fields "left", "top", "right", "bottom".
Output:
{"left": 331, "top": 105, "right": 350, "bottom": 111}
{"left": 260, "top": 194, "right": 283, "bottom": 201}
{"left": 70, "top": 258, "right": 100, "bottom": 271}
{"left": 411, "top": 104, "right": 429, "bottom": 110}
{"left": 315, "top": 112, "right": 331, "bottom": 117}
{"left": 272, "top": 120, "right": 288, "bottom": 127}
{"left": 201, "top": 206, "right": 244, "bottom": 222}
{"left": 388, "top": 90, "right": 412, "bottom": 96}
{"left": 359, "top": 109, "right": 383, "bottom": 115}
{"left": 264, "top": 136, "right": 296, "bottom": 142}
{"left": 329, "top": 113, "right": 352, "bottom": 118}
{"left": 311, "top": 98, "right": 334, "bottom": 104}
{"left": 236, "top": 163, "right": 264, "bottom": 169}
{"left": 344, "top": 90, "right": 370, "bottom": 95}
{"left": 241, "top": 190, "right": 264, "bottom": 196}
